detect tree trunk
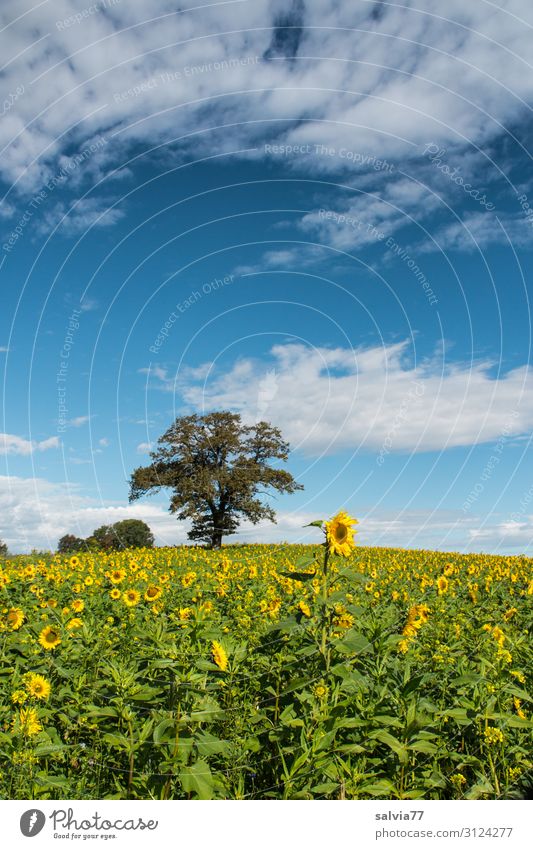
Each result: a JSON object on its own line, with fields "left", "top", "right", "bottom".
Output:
{"left": 210, "top": 513, "right": 223, "bottom": 549}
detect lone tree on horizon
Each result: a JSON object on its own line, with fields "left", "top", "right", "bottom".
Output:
{"left": 129, "top": 411, "right": 303, "bottom": 548}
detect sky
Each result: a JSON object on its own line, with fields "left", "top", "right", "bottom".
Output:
{"left": 1, "top": 0, "right": 532, "bottom": 553}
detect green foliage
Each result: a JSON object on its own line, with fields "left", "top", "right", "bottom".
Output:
{"left": 57, "top": 535, "right": 87, "bottom": 554}
{"left": 129, "top": 411, "right": 303, "bottom": 548}
{"left": 58, "top": 521, "right": 154, "bottom": 554}
{"left": 1, "top": 542, "right": 531, "bottom": 800}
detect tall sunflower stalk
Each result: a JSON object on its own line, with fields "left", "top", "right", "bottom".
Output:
{"left": 314, "top": 511, "right": 358, "bottom": 674}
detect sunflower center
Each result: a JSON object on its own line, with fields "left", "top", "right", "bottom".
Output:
{"left": 334, "top": 525, "right": 348, "bottom": 543}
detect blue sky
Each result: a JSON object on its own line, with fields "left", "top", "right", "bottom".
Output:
{"left": 1, "top": 0, "right": 532, "bottom": 553}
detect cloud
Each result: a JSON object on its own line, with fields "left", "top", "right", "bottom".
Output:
{"left": 136, "top": 442, "right": 153, "bottom": 454}
{"left": 0, "top": 347, "right": 10, "bottom": 353}
{"left": 233, "top": 244, "right": 331, "bottom": 276}
{"left": 152, "top": 341, "right": 533, "bottom": 455}
{"left": 68, "top": 415, "right": 91, "bottom": 427}
{"left": 1, "top": 1, "right": 532, "bottom": 195}
{"left": 0, "top": 475, "right": 187, "bottom": 552}
{"left": 0, "top": 433, "right": 60, "bottom": 456}
{"left": 298, "top": 179, "right": 441, "bottom": 251}
{"left": 98, "top": 437, "right": 110, "bottom": 447}
{"left": 420, "top": 211, "right": 533, "bottom": 253}
{"left": 33, "top": 197, "right": 125, "bottom": 238}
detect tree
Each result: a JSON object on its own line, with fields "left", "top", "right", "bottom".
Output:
{"left": 129, "top": 411, "right": 303, "bottom": 548}
{"left": 109, "top": 519, "right": 155, "bottom": 550}
{"left": 88, "top": 520, "right": 154, "bottom": 551}
{"left": 57, "top": 534, "right": 87, "bottom": 554}
{"left": 0, "top": 539, "right": 8, "bottom": 557}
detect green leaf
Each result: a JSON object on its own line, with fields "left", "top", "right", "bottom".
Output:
{"left": 279, "top": 570, "right": 317, "bottom": 582}
{"left": 180, "top": 759, "right": 214, "bottom": 800}
{"left": 103, "top": 733, "right": 131, "bottom": 750}
{"left": 195, "top": 732, "right": 230, "bottom": 757}
{"left": 372, "top": 715, "right": 403, "bottom": 728}
{"left": 153, "top": 718, "right": 175, "bottom": 745}
{"left": 86, "top": 705, "right": 118, "bottom": 717}
{"left": 311, "top": 781, "right": 339, "bottom": 794}
{"left": 409, "top": 740, "right": 438, "bottom": 754}
{"left": 295, "top": 555, "right": 318, "bottom": 568}
{"left": 370, "top": 730, "right": 408, "bottom": 764}
{"left": 33, "top": 743, "right": 65, "bottom": 756}
{"left": 304, "top": 520, "right": 324, "bottom": 527}
{"left": 359, "top": 779, "right": 397, "bottom": 797}
{"left": 34, "top": 772, "right": 69, "bottom": 789}
{"left": 335, "top": 631, "right": 373, "bottom": 656}
{"left": 401, "top": 675, "right": 426, "bottom": 698}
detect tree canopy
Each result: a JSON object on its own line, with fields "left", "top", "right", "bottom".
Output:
{"left": 57, "top": 519, "right": 154, "bottom": 553}
{"left": 129, "top": 411, "right": 302, "bottom": 548}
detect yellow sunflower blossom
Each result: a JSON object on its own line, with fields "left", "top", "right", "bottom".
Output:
{"left": 144, "top": 585, "right": 162, "bottom": 602}
{"left": 26, "top": 674, "right": 51, "bottom": 700}
{"left": 211, "top": 640, "right": 228, "bottom": 671}
{"left": 38, "top": 625, "right": 61, "bottom": 650}
{"left": 437, "top": 576, "right": 449, "bottom": 595}
{"left": 324, "top": 511, "right": 358, "bottom": 557}
{"left": 122, "top": 589, "right": 141, "bottom": 607}
{"left": 6, "top": 607, "right": 25, "bottom": 630}
{"left": 297, "top": 600, "right": 311, "bottom": 617}
{"left": 108, "top": 569, "right": 126, "bottom": 585}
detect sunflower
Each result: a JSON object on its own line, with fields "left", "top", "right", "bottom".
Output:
{"left": 122, "top": 589, "right": 141, "bottom": 607}
{"left": 211, "top": 640, "right": 228, "bottom": 671}
{"left": 84, "top": 576, "right": 93, "bottom": 586}
{"left": 144, "top": 585, "right": 162, "bottom": 602}
{"left": 297, "top": 600, "right": 311, "bottom": 618}
{"left": 6, "top": 607, "right": 25, "bottom": 630}
{"left": 110, "top": 588, "right": 121, "bottom": 600}
{"left": 38, "top": 625, "right": 61, "bottom": 650}
{"left": 66, "top": 617, "right": 83, "bottom": 630}
{"left": 71, "top": 599, "right": 84, "bottom": 613}
{"left": 324, "top": 511, "right": 358, "bottom": 556}
{"left": 69, "top": 556, "right": 80, "bottom": 568}
{"left": 437, "top": 576, "right": 449, "bottom": 595}
{"left": 26, "top": 674, "right": 51, "bottom": 700}
{"left": 16, "top": 707, "right": 42, "bottom": 737}
{"left": 108, "top": 569, "right": 126, "bottom": 585}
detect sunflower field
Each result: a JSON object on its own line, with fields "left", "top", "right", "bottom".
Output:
{"left": 1, "top": 514, "right": 532, "bottom": 800}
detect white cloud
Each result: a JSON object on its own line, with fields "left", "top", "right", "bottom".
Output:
{"left": 98, "top": 437, "right": 110, "bottom": 447}
{"left": 0, "top": 433, "right": 60, "bottom": 456}
{"left": 0, "top": 347, "right": 10, "bottom": 353}
{"left": 420, "top": 211, "right": 533, "bottom": 252}
{"left": 0, "top": 1, "right": 532, "bottom": 195}
{"left": 136, "top": 442, "right": 153, "bottom": 454}
{"left": 151, "top": 341, "right": 533, "bottom": 455}
{"left": 68, "top": 415, "right": 91, "bottom": 427}
{"left": 0, "top": 475, "right": 186, "bottom": 552}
